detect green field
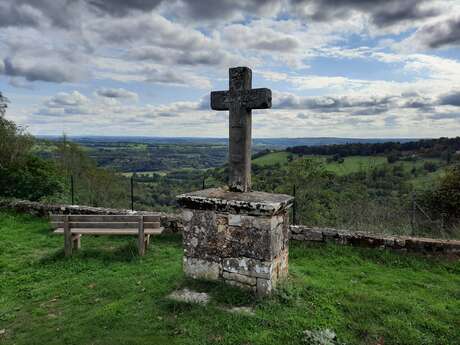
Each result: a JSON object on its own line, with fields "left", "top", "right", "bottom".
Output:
{"left": 253, "top": 151, "right": 298, "bottom": 167}
{"left": 324, "top": 156, "right": 387, "bottom": 175}
{"left": 1, "top": 212, "right": 459, "bottom": 345}
{"left": 253, "top": 152, "right": 387, "bottom": 175}
{"left": 252, "top": 151, "right": 447, "bottom": 179}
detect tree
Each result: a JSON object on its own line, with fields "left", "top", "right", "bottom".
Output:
{"left": 0, "top": 100, "right": 64, "bottom": 201}
{"left": 0, "top": 156, "right": 63, "bottom": 201}
{"left": 283, "top": 158, "right": 339, "bottom": 225}
{"left": 0, "top": 111, "right": 34, "bottom": 170}
{"left": 423, "top": 161, "right": 438, "bottom": 172}
{"left": 422, "top": 165, "right": 460, "bottom": 225}
{"left": 0, "top": 92, "right": 8, "bottom": 117}
{"left": 54, "top": 136, "right": 131, "bottom": 208}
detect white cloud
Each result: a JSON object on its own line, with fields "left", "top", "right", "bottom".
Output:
{"left": 95, "top": 88, "right": 138, "bottom": 101}
{"left": 1, "top": 0, "right": 460, "bottom": 137}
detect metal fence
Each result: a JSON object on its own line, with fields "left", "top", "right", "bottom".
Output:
{"left": 66, "top": 175, "right": 458, "bottom": 239}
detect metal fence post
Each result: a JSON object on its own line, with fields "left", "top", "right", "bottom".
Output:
{"left": 70, "top": 175, "right": 74, "bottom": 205}
{"left": 441, "top": 213, "right": 447, "bottom": 231}
{"left": 131, "top": 175, "right": 134, "bottom": 211}
{"left": 411, "top": 192, "right": 416, "bottom": 234}
{"left": 292, "top": 184, "right": 296, "bottom": 225}
{"left": 202, "top": 176, "right": 206, "bottom": 190}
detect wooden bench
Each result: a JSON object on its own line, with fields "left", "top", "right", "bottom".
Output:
{"left": 50, "top": 215, "right": 163, "bottom": 257}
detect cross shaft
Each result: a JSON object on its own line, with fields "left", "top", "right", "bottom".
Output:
{"left": 210, "top": 67, "right": 272, "bottom": 192}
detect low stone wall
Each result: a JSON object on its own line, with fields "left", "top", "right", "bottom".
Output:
{"left": 0, "top": 199, "right": 183, "bottom": 234}
{"left": 290, "top": 225, "right": 460, "bottom": 255}
{"left": 2, "top": 199, "right": 459, "bottom": 255}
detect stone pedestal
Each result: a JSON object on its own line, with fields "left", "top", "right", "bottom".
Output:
{"left": 177, "top": 188, "right": 293, "bottom": 296}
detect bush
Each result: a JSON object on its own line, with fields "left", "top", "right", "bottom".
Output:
{"left": 0, "top": 155, "right": 64, "bottom": 201}
{"left": 423, "top": 161, "right": 438, "bottom": 172}
{"left": 387, "top": 153, "right": 400, "bottom": 163}
{"left": 422, "top": 165, "right": 460, "bottom": 225}
{"left": 0, "top": 101, "right": 64, "bottom": 201}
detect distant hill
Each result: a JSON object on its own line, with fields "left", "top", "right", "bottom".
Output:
{"left": 287, "top": 137, "right": 460, "bottom": 157}
{"left": 38, "top": 136, "right": 419, "bottom": 150}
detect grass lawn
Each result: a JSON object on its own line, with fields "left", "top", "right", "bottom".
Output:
{"left": 1, "top": 212, "right": 459, "bottom": 345}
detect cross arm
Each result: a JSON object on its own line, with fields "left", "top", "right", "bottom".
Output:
{"left": 210, "top": 91, "right": 230, "bottom": 110}
{"left": 210, "top": 88, "right": 272, "bottom": 111}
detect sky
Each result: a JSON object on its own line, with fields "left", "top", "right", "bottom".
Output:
{"left": 1, "top": 0, "right": 460, "bottom": 138}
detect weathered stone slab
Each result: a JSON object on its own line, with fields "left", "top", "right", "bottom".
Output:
{"left": 177, "top": 188, "right": 293, "bottom": 216}
{"left": 168, "top": 288, "right": 210, "bottom": 305}
{"left": 222, "top": 257, "right": 272, "bottom": 279}
{"left": 222, "top": 271, "right": 257, "bottom": 286}
{"left": 183, "top": 257, "right": 220, "bottom": 280}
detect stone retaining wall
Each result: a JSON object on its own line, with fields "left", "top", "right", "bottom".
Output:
{"left": 0, "top": 199, "right": 183, "bottom": 234}
{"left": 1, "top": 199, "right": 459, "bottom": 255}
{"left": 290, "top": 225, "right": 460, "bottom": 255}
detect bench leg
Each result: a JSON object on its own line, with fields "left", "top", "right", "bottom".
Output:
{"left": 138, "top": 235, "right": 146, "bottom": 256}
{"left": 72, "top": 234, "right": 81, "bottom": 250}
{"left": 138, "top": 216, "right": 145, "bottom": 256}
{"left": 64, "top": 229, "right": 73, "bottom": 257}
{"left": 145, "top": 235, "right": 151, "bottom": 248}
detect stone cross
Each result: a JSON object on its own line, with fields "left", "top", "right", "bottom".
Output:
{"left": 210, "top": 67, "right": 272, "bottom": 192}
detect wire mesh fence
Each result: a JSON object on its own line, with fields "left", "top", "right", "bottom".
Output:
{"left": 64, "top": 174, "right": 459, "bottom": 240}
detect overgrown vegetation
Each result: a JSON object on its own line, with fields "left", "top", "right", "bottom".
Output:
{"left": 0, "top": 112, "right": 64, "bottom": 201}
{"left": 0, "top": 212, "right": 459, "bottom": 345}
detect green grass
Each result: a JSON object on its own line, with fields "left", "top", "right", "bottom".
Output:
{"left": 1, "top": 212, "right": 459, "bottom": 345}
{"left": 120, "top": 171, "right": 167, "bottom": 177}
{"left": 324, "top": 156, "right": 387, "bottom": 176}
{"left": 253, "top": 152, "right": 387, "bottom": 176}
{"left": 253, "top": 152, "right": 297, "bottom": 167}
{"left": 252, "top": 152, "right": 448, "bottom": 184}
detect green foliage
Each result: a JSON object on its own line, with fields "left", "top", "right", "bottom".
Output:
{"left": 0, "top": 116, "right": 34, "bottom": 169}
{"left": 422, "top": 165, "right": 460, "bottom": 225}
{"left": 283, "top": 158, "right": 339, "bottom": 225}
{"left": 54, "top": 136, "right": 131, "bottom": 208}
{"left": 0, "top": 114, "right": 63, "bottom": 201}
{"left": 0, "top": 91, "right": 8, "bottom": 117}
{"left": 423, "top": 161, "right": 438, "bottom": 172}
{"left": 0, "top": 156, "right": 64, "bottom": 201}
{"left": 386, "top": 152, "right": 400, "bottom": 163}
{"left": 1, "top": 212, "right": 459, "bottom": 345}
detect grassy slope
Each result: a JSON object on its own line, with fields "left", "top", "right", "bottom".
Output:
{"left": 324, "top": 156, "right": 387, "bottom": 176}
{"left": 1, "top": 212, "right": 459, "bottom": 345}
{"left": 253, "top": 152, "right": 297, "bottom": 167}
{"left": 252, "top": 151, "right": 447, "bottom": 181}
{"left": 253, "top": 152, "right": 387, "bottom": 175}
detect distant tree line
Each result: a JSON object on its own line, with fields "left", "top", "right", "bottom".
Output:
{"left": 287, "top": 137, "right": 460, "bottom": 160}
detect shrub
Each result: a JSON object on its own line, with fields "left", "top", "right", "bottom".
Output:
{"left": 0, "top": 155, "right": 64, "bottom": 201}
{"left": 423, "top": 161, "right": 438, "bottom": 172}
{"left": 422, "top": 165, "right": 460, "bottom": 225}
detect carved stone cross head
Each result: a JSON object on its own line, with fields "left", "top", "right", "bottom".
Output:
{"left": 210, "top": 67, "right": 272, "bottom": 192}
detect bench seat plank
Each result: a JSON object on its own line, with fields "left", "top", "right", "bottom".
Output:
{"left": 51, "top": 221, "right": 161, "bottom": 229}
{"left": 50, "top": 215, "right": 161, "bottom": 222}
{"left": 53, "top": 228, "right": 164, "bottom": 235}
{"left": 51, "top": 214, "right": 162, "bottom": 256}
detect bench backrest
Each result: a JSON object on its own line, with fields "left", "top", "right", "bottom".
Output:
{"left": 50, "top": 215, "right": 161, "bottom": 230}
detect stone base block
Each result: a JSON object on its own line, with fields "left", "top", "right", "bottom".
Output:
{"left": 177, "top": 188, "right": 293, "bottom": 296}
{"left": 183, "top": 250, "right": 288, "bottom": 296}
